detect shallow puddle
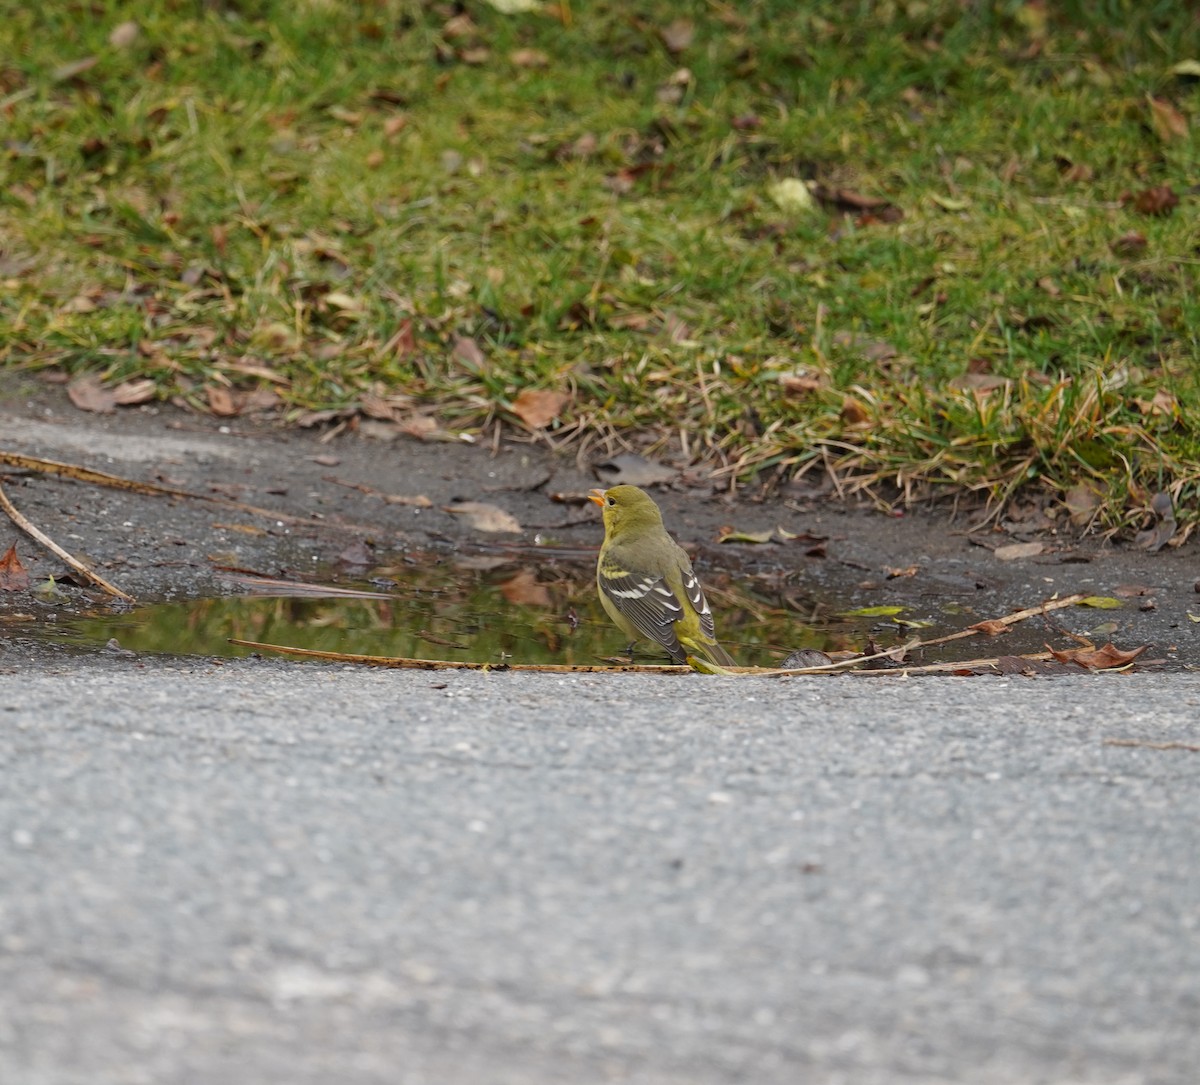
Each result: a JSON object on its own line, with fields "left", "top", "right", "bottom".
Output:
{"left": 15, "top": 548, "right": 904, "bottom": 667}
{"left": 10, "top": 547, "right": 1140, "bottom": 670}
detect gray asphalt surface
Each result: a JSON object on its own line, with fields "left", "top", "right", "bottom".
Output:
{"left": 3, "top": 655, "right": 1198, "bottom": 1085}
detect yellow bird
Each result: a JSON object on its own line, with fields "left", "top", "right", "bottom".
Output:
{"left": 589, "top": 485, "right": 735, "bottom": 666}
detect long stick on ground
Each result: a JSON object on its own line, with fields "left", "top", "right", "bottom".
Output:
{"left": 0, "top": 450, "right": 315, "bottom": 525}
{"left": 0, "top": 480, "right": 134, "bottom": 602}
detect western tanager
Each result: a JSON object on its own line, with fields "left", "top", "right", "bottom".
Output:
{"left": 589, "top": 485, "right": 735, "bottom": 666}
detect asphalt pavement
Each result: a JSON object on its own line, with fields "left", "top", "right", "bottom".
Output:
{"left": 2, "top": 654, "right": 1198, "bottom": 1084}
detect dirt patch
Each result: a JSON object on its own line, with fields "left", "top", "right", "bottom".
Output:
{"left": 2, "top": 372, "right": 1197, "bottom": 670}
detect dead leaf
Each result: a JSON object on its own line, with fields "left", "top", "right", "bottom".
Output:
{"left": 112, "top": 379, "right": 156, "bottom": 406}
{"left": 1126, "top": 185, "right": 1179, "bottom": 216}
{"left": 994, "top": 541, "right": 1045, "bottom": 561}
{"left": 840, "top": 397, "right": 870, "bottom": 426}
{"left": 832, "top": 331, "right": 900, "bottom": 363}
{"left": 0, "top": 543, "right": 30, "bottom": 591}
{"left": 1148, "top": 96, "right": 1189, "bottom": 143}
{"left": 442, "top": 500, "right": 521, "bottom": 533}
{"left": 383, "top": 493, "right": 432, "bottom": 508}
{"left": 950, "top": 372, "right": 1011, "bottom": 393}
{"left": 206, "top": 386, "right": 239, "bottom": 417}
{"left": 67, "top": 375, "right": 117, "bottom": 414}
{"left": 767, "top": 178, "right": 816, "bottom": 215}
{"left": 108, "top": 21, "right": 139, "bottom": 48}
{"left": 779, "top": 648, "right": 834, "bottom": 669}
{"left": 659, "top": 18, "right": 694, "bottom": 55}
{"left": 454, "top": 337, "right": 486, "bottom": 370}
{"left": 510, "top": 48, "right": 549, "bottom": 68}
{"left": 52, "top": 56, "right": 99, "bottom": 82}
{"left": 1046, "top": 642, "right": 1148, "bottom": 671}
{"left": 593, "top": 454, "right": 675, "bottom": 487}
{"left": 969, "top": 619, "right": 1009, "bottom": 636}
{"left": 1134, "top": 491, "right": 1177, "bottom": 552}
{"left": 361, "top": 394, "right": 399, "bottom": 422}
{"left": 1063, "top": 483, "right": 1101, "bottom": 526}
{"left": 499, "top": 569, "right": 551, "bottom": 607}
{"left": 717, "top": 528, "right": 775, "bottom": 544}
{"left": 338, "top": 539, "right": 374, "bottom": 566}
{"left": 1134, "top": 389, "right": 1178, "bottom": 418}
{"left": 509, "top": 389, "right": 569, "bottom": 429}
{"left": 778, "top": 371, "right": 825, "bottom": 396}
{"left": 1078, "top": 596, "right": 1123, "bottom": 609}
{"left": 930, "top": 193, "right": 970, "bottom": 212}
{"left": 810, "top": 186, "right": 895, "bottom": 212}
{"left": 884, "top": 565, "right": 919, "bottom": 579}
{"left": 1111, "top": 231, "right": 1147, "bottom": 258}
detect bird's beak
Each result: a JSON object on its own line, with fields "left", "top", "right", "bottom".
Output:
{"left": 588, "top": 488, "right": 607, "bottom": 507}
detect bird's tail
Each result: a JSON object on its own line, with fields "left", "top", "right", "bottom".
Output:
{"left": 681, "top": 636, "right": 736, "bottom": 667}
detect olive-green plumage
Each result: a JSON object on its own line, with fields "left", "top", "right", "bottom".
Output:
{"left": 589, "top": 485, "right": 735, "bottom": 667}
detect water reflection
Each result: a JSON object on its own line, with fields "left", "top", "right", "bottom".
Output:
{"left": 40, "top": 551, "right": 863, "bottom": 667}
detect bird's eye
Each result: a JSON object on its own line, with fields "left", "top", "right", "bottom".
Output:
{"left": 606, "top": 497, "right": 615, "bottom": 506}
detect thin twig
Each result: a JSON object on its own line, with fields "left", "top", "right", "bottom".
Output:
{"left": 229, "top": 639, "right": 693, "bottom": 672}
{"left": 0, "top": 480, "right": 134, "bottom": 601}
{"left": 0, "top": 450, "right": 319, "bottom": 525}
{"left": 914, "top": 593, "right": 1088, "bottom": 649}
{"left": 1103, "top": 739, "right": 1200, "bottom": 753}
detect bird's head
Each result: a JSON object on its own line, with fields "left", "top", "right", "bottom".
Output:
{"left": 588, "top": 485, "right": 665, "bottom": 537}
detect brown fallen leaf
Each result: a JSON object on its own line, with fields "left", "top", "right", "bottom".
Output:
{"left": 884, "top": 565, "right": 919, "bottom": 579}
{"left": 1046, "top": 642, "right": 1148, "bottom": 670}
{"left": 454, "top": 336, "right": 486, "bottom": 369}
{"left": 1063, "top": 483, "right": 1101, "bottom": 527}
{"left": 337, "top": 539, "right": 374, "bottom": 566}
{"left": 109, "top": 20, "right": 139, "bottom": 47}
{"left": 206, "top": 385, "right": 239, "bottom": 417}
{"left": 52, "top": 56, "right": 99, "bottom": 82}
{"left": 0, "top": 543, "right": 30, "bottom": 591}
{"left": 67, "top": 374, "right": 117, "bottom": 414}
{"left": 840, "top": 396, "right": 870, "bottom": 425}
{"left": 384, "top": 492, "right": 433, "bottom": 508}
{"left": 1126, "top": 185, "right": 1179, "bottom": 216}
{"left": 593, "top": 454, "right": 675, "bottom": 487}
{"left": 969, "top": 619, "right": 1010, "bottom": 636}
{"left": 778, "top": 372, "right": 825, "bottom": 395}
{"left": 510, "top": 48, "right": 549, "bottom": 68}
{"left": 811, "top": 185, "right": 894, "bottom": 212}
{"left": 1148, "top": 95, "right": 1189, "bottom": 143}
{"left": 1134, "top": 389, "right": 1179, "bottom": 419}
{"left": 1134, "top": 492, "right": 1176, "bottom": 552}
{"left": 659, "top": 18, "right": 694, "bottom": 54}
{"left": 442, "top": 500, "right": 521, "bottom": 533}
{"left": 994, "top": 541, "right": 1045, "bottom": 561}
{"left": 112, "top": 378, "right": 156, "bottom": 406}
{"left": 1111, "top": 231, "right": 1148, "bottom": 258}
{"left": 499, "top": 569, "right": 552, "bottom": 607}
{"left": 509, "top": 388, "right": 569, "bottom": 429}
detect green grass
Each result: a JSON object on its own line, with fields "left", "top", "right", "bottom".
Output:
{"left": 2, "top": 0, "right": 1198, "bottom": 537}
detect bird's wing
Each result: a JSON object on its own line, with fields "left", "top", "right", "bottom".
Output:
{"left": 596, "top": 567, "right": 686, "bottom": 662}
{"left": 674, "top": 544, "right": 717, "bottom": 640}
